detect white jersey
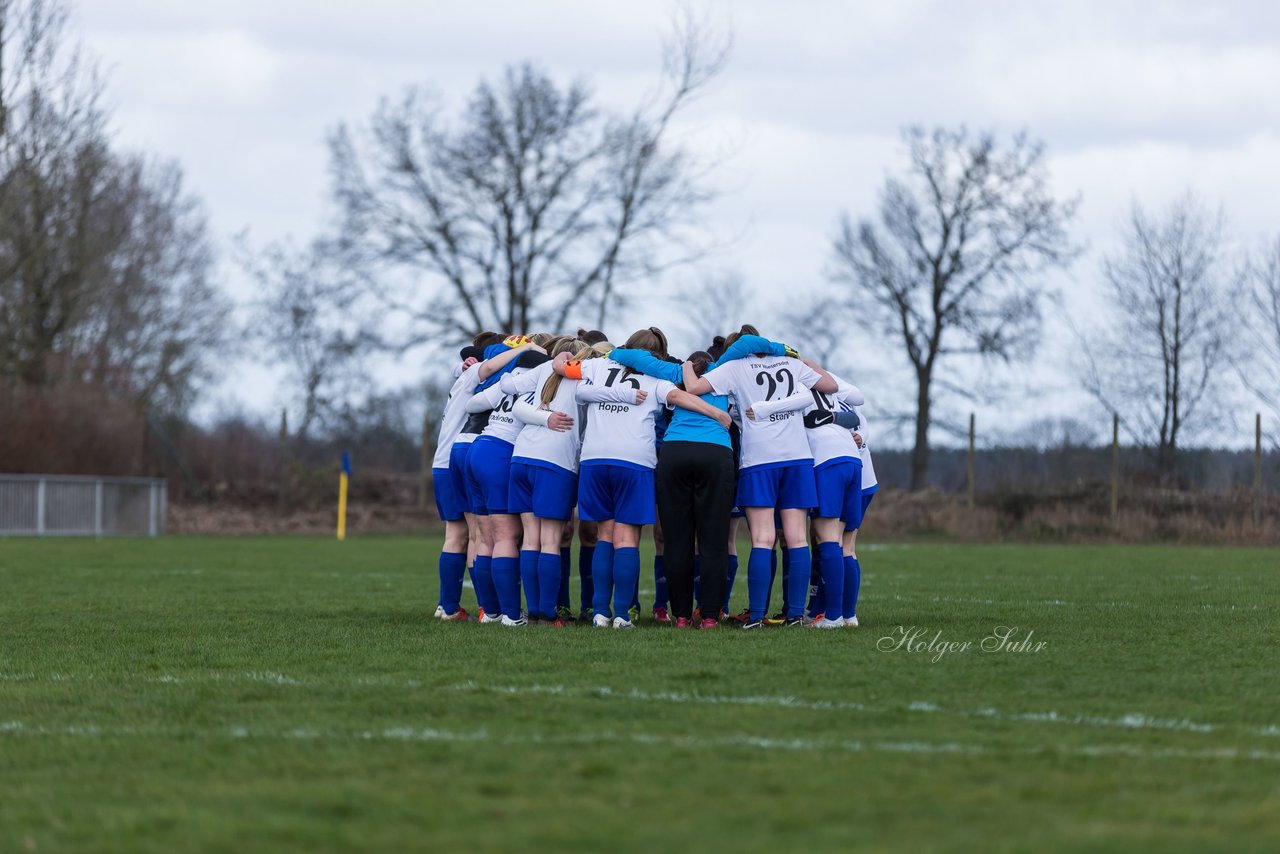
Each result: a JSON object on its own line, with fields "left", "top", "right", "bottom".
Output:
{"left": 504, "top": 362, "right": 585, "bottom": 474}
{"left": 432, "top": 362, "right": 484, "bottom": 468}
{"left": 702, "top": 356, "right": 822, "bottom": 470}
{"left": 576, "top": 359, "right": 676, "bottom": 470}
{"left": 803, "top": 375, "right": 865, "bottom": 467}
{"left": 472, "top": 366, "right": 535, "bottom": 444}
{"left": 857, "top": 409, "right": 877, "bottom": 490}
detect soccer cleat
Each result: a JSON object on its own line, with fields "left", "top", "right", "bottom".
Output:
{"left": 478, "top": 608, "right": 502, "bottom": 624}
{"left": 783, "top": 615, "right": 805, "bottom": 628}
{"left": 675, "top": 617, "right": 692, "bottom": 629}
{"left": 699, "top": 618, "right": 718, "bottom": 629}
{"left": 432, "top": 605, "right": 446, "bottom": 620}
{"left": 804, "top": 611, "right": 824, "bottom": 626}
{"left": 728, "top": 609, "right": 751, "bottom": 624}
{"left": 628, "top": 605, "right": 641, "bottom": 623}
{"left": 440, "top": 607, "right": 470, "bottom": 623}
{"left": 500, "top": 615, "right": 528, "bottom": 627}
{"left": 556, "top": 606, "right": 576, "bottom": 623}
{"left": 578, "top": 608, "right": 594, "bottom": 624}
{"left": 764, "top": 612, "right": 786, "bottom": 627}
{"left": 551, "top": 618, "right": 570, "bottom": 628}
{"left": 741, "top": 617, "right": 765, "bottom": 630}
{"left": 612, "top": 616, "right": 634, "bottom": 629}
{"left": 592, "top": 613, "right": 611, "bottom": 628}
{"left": 844, "top": 615, "right": 859, "bottom": 628}
{"left": 652, "top": 607, "right": 671, "bottom": 624}
{"left": 811, "top": 617, "right": 844, "bottom": 629}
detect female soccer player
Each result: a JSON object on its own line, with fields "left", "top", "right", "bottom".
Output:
{"left": 682, "top": 329, "right": 838, "bottom": 629}
{"left": 745, "top": 365, "right": 865, "bottom": 628}
{"left": 843, "top": 408, "right": 877, "bottom": 628}
{"left": 464, "top": 341, "right": 548, "bottom": 626}
{"left": 431, "top": 336, "right": 524, "bottom": 621}
{"left": 609, "top": 331, "right": 791, "bottom": 628}
{"left": 556, "top": 328, "right": 732, "bottom": 628}
{"left": 501, "top": 339, "right": 628, "bottom": 624}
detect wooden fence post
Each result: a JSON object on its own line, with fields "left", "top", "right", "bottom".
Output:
{"left": 278, "top": 408, "right": 290, "bottom": 513}
{"left": 1110, "top": 412, "right": 1119, "bottom": 528}
{"left": 1254, "top": 412, "right": 1263, "bottom": 530}
{"left": 967, "top": 412, "right": 976, "bottom": 506}
{"left": 420, "top": 412, "right": 432, "bottom": 512}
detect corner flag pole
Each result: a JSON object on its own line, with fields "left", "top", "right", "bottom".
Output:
{"left": 337, "top": 451, "right": 351, "bottom": 541}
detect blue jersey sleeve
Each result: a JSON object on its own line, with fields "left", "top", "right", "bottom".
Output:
{"left": 709, "top": 334, "right": 785, "bottom": 370}
{"left": 475, "top": 343, "right": 515, "bottom": 392}
{"left": 606, "top": 348, "right": 683, "bottom": 385}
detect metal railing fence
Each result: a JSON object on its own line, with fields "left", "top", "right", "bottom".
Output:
{"left": 0, "top": 475, "right": 166, "bottom": 537}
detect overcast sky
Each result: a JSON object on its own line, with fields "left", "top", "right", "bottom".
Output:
{"left": 76, "top": 0, "right": 1280, "bottom": 446}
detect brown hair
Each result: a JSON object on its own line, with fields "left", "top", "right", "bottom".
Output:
{"left": 686, "top": 350, "right": 713, "bottom": 379}
{"left": 577, "top": 328, "right": 609, "bottom": 346}
{"left": 473, "top": 331, "right": 505, "bottom": 349}
{"left": 623, "top": 326, "right": 669, "bottom": 358}
{"left": 529, "top": 332, "right": 554, "bottom": 348}
{"left": 721, "top": 324, "right": 759, "bottom": 351}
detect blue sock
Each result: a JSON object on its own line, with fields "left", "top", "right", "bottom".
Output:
{"left": 590, "top": 543, "right": 615, "bottom": 618}
{"left": 492, "top": 556, "right": 521, "bottom": 618}
{"left": 613, "top": 547, "right": 641, "bottom": 621}
{"left": 844, "top": 556, "right": 861, "bottom": 620}
{"left": 438, "top": 551, "right": 466, "bottom": 614}
{"left": 558, "top": 547, "right": 572, "bottom": 611}
{"left": 780, "top": 546, "right": 792, "bottom": 615}
{"left": 766, "top": 548, "right": 778, "bottom": 614}
{"left": 785, "top": 547, "right": 811, "bottom": 619}
{"left": 723, "top": 553, "right": 738, "bottom": 614}
{"left": 747, "top": 547, "right": 772, "bottom": 620}
{"left": 817, "top": 542, "right": 844, "bottom": 620}
{"left": 519, "top": 549, "right": 540, "bottom": 618}
{"left": 471, "top": 555, "right": 499, "bottom": 616}
{"left": 538, "top": 552, "right": 562, "bottom": 620}
{"left": 578, "top": 545, "right": 595, "bottom": 612}
{"left": 653, "top": 555, "right": 668, "bottom": 611}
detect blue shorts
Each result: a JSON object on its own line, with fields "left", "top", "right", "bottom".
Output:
{"left": 509, "top": 459, "right": 578, "bottom": 520}
{"left": 736, "top": 461, "right": 817, "bottom": 510}
{"left": 433, "top": 466, "right": 466, "bottom": 522}
{"left": 814, "top": 458, "right": 863, "bottom": 527}
{"left": 465, "top": 436, "right": 515, "bottom": 515}
{"left": 849, "top": 484, "right": 877, "bottom": 531}
{"left": 449, "top": 441, "right": 476, "bottom": 514}
{"left": 578, "top": 463, "right": 656, "bottom": 526}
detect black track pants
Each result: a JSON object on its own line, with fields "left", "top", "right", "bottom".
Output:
{"left": 655, "top": 441, "right": 736, "bottom": 619}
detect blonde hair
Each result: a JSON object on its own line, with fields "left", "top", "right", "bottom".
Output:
{"left": 539, "top": 339, "right": 588, "bottom": 409}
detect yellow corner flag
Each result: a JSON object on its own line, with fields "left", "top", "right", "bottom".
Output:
{"left": 337, "top": 451, "right": 351, "bottom": 541}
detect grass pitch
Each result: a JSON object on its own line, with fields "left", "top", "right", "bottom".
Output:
{"left": 1, "top": 536, "right": 1278, "bottom": 852}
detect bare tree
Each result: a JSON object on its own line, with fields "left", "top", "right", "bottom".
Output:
{"left": 240, "top": 238, "right": 370, "bottom": 441}
{"left": 0, "top": 0, "right": 226, "bottom": 413}
{"left": 1242, "top": 236, "right": 1280, "bottom": 429}
{"left": 829, "top": 127, "right": 1078, "bottom": 489}
{"left": 1082, "top": 194, "right": 1240, "bottom": 481}
{"left": 676, "top": 269, "right": 755, "bottom": 351}
{"left": 326, "top": 7, "right": 728, "bottom": 347}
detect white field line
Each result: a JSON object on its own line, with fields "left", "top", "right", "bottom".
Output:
{"left": 6, "top": 670, "right": 1276, "bottom": 738}
{"left": 448, "top": 682, "right": 1267, "bottom": 738}
{"left": 886, "top": 593, "right": 1268, "bottom": 611}
{"left": 2, "top": 718, "right": 1279, "bottom": 763}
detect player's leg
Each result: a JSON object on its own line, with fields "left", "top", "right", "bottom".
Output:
{"left": 779, "top": 507, "right": 814, "bottom": 625}
{"left": 491, "top": 512, "right": 525, "bottom": 625}
{"left": 743, "top": 506, "right": 778, "bottom": 627}
{"left": 611, "top": 521, "right": 642, "bottom": 627}
{"left": 538, "top": 514, "right": 570, "bottom": 625}
{"left": 693, "top": 445, "right": 735, "bottom": 628}
{"left": 724, "top": 515, "right": 742, "bottom": 619}
{"left": 648, "top": 517, "right": 669, "bottom": 622}
{"left": 519, "top": 512, "right": 543, "bottom": 620}
{"left": 577, "top": 516, "right": 598, "bottom": 622}
{"left": 656, "top": 444, "right": 696, "bottom": 624}
{"left": 590, "top": 518, "right": 615, "bottom": 626}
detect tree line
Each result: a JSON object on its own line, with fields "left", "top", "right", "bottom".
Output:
{"left": 1, "top": 0, "right": 1276, "bottom": 494}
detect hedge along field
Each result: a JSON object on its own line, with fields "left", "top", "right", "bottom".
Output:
{"left": 1, "top": 536, "right": 1278, "bottom": 852}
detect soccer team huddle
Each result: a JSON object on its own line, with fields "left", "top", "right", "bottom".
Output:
{"left": 430, "top": 324, "right": 877, "bottom": 630}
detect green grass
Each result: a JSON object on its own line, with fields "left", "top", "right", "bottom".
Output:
{"left": 1, "top": 536, "right": 1278, "bottom": 852}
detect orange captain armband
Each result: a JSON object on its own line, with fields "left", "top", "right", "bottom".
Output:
{"left": 562, "top": 360, "right": 583, "bottom": 380}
